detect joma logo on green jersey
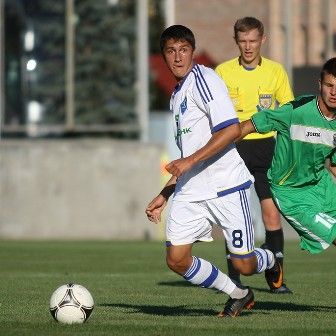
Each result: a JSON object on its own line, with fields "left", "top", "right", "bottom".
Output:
{"left": 306, "top": 131, "right": 321, "bottom": 137}
{"left": 177, "top": 127, "right": 192, "bottom": 136}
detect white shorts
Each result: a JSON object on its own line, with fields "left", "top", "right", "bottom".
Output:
{"left": 166, "top": 188, "right": 255, "bottom": 257}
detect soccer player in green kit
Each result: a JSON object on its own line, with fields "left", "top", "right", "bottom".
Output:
{"left": 240, "top": 57, "right": 336, "bottom": 257}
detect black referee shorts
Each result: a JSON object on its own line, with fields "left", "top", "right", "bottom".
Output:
{"left": 236, "top": 137, "right": 275, "bottom": 201}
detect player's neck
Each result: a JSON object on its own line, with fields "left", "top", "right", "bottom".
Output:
{"left": 318, "top": 96, "right": 336, "bottom": 120}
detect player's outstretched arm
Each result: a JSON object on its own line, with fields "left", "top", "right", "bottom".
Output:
{"left": 237, "top": 120, "right": 256, "bottom": 142}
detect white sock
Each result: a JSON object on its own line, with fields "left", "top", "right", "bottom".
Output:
{"left": 254, "top": 248, "right": 275, "bottom": 273}
{"left": 230, "top": 286, "right": 248, "bottom": 299}
{"left": 183, "top": 256, "right": 237, "bottom": 295}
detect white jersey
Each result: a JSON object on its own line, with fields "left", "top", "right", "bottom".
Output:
{"left": 170, "top": 63, "right": 254, "bottom": 201}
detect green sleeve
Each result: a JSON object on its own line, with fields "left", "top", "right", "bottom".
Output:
{"left": 251, "top": 103, "right": 293, "bottom": 134}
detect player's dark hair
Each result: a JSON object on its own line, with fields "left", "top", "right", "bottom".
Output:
{"left": 320, "top": 57, "right": 336, "bottom": 81}
{"left": 234, "top": 17, "right": 264, "bottom": 40}
{"left": 160, "top": 25, "right": 195, "bottom": 53}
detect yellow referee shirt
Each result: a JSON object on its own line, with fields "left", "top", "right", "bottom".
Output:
{"left": 215, "top": 57, "right": 294, "bottom": 140}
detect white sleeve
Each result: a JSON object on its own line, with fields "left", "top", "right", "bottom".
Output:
{"left": 192, "top": 68, "right": 239, "bottom": 132}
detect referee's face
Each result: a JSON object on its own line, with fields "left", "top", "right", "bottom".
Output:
{"left": 162, "top": 38, "right": 194, "bottom": 81}
{"left": 236, "top": 28, "right": 265, "bottom": 68}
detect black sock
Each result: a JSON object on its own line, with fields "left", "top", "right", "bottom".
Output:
{"left": 225, "top": 244, "right": 240, "bottom": 283}
{"left": 265, "top": 229, "right": 284, "bottom": 267}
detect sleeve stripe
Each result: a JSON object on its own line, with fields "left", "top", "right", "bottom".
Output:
{"left": 195, "top": 64, "right": 214, "bottom": 100}
{"left": 192, "top": 65, "right": 213, "bottom": 104}
{"left": 212, "top": 118, "right": 239, "bottom": 133}
{"left": 194, "top": 75, "right": 208, "bottom": 104}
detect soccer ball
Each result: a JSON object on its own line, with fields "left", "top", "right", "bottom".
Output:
{"left": 49, "top": 283, "right": 94, "bottom": 324}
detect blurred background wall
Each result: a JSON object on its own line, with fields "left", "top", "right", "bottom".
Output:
{"left": 0, "top": 139, "right": 162, "bottom": 240}
{"left": 0, "top": 0, "right": 335, "bottom": 240}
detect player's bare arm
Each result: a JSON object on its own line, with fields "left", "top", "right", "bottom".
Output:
{"left": 237, "top": 119, "right": 256, "bottom": 141}
{"left": 166, "top": 123, "right": 241, "bottom": 178}
{"left": 145, "top": 176, "right": 177, "bottom": 223}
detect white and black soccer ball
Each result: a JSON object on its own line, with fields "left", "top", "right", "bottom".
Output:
{"left": 49, "top": 283, "right": 94, "bottom": 324}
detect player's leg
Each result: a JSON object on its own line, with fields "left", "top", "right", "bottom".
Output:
{"left": 229, "top": 244, "right": 284, "bottom": 292}
{"left": 258, "top": 197, "right": 291, "bottom": 293}
{"left": 257, "top": 186, "right": 284, "bottom": 265}
{"left": 229, "top": 248, "right": 275, "bottom": 275}
{"left": 224, "top": 203, "right": 284, "bottom": 294}
{"left": 214, "top": 188, "right": 277, "bottom": 276}
{"left": 166, "top": 243, "right": 245, "bottom": 297}
{"left": 224, "top": 243, "right": 241, "bottom": 284}
{"left": 209, "top": 189, "right": 279, "bottom": 316}
{"left": 279, "top": 210, "right": 336, "bottom": 253}
{"left": 252, "top": 137, "right": 291, "bottom": 293}
{"left": 225, "top": 139, "right": 252, "bottom": 285}
{"left": 165, "top": 243, "right": 193, "bottom": 274}
{"left": 234, "top": 138, "right": 290, "bottom": 292}
{"left": 165, "top": 198, "right": 251, "bottom": 317}
{"left": 272, "top": 177, "right": 336, "bottom": 254}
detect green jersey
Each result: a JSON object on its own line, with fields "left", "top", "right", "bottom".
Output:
{"left": 252, "top": 95, "right": 336, "bottom": 188}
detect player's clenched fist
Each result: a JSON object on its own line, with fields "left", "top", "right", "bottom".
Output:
{"left": 165, "top": 157, "right": 194, "bottom": 177}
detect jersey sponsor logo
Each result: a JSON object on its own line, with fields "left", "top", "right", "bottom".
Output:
{"left": 258, "top": 94, "right": 273, "bottom": 110}
{"left": 306, "top": 131, "right": 321, "bottom": 137}
{"left": 180, "top": 96, "right": 187, "bottom": 114}
{"left": 176, "top": 127, "right": 192, "bottom": 136}
{"left": 290, "top": 125, "right": 336, "bottom": 147}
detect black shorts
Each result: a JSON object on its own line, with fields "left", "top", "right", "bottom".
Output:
{"left": 236, "top": 137, "right": 275, "bottom": 201}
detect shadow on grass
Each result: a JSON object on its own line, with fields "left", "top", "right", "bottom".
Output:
{"left": 99, "top": 300, "right": 336, "bottom": 317}
{"left": 250, "top": 286, "right": 276, "bottom": 293}
{"left": 102, "top": 281, "right": 335, "bottom": 317}
{"left": 158, "top": 280, "right": 268, "bottom": 290}
{"left": 157, "top": 281, "right": 290, "bottom": 295}
{"left": 99, "top": 302, "right": 218, "bottom": 316}
{"left": 157, "top": 281, "right": 282, "bottom": 296}
{"left": 254, "top": 301, "right": 336, "bottom": 313}
{"left": 157, "top": 280, "right": 194, "bottom": 287}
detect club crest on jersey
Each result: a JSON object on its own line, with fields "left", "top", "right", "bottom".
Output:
{"left": 180, "top": 96, "right": 187, "bottom": 114}
{"left": 258, "top": 94, "right": 273, "bottom": 110}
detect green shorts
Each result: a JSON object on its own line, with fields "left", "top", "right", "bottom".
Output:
{"left": 271, "top": 172, "right": 336, "bottom": 254}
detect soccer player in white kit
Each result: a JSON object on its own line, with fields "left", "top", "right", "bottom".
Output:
{"left": 145, "top": 25, "right": 281, "bottom": 317}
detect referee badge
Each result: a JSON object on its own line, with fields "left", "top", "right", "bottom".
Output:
{"left": 259, "top": 94, "right": 273, "bottom": 109}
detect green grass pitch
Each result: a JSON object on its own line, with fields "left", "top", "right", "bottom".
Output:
{"left": 0, "top": 240, "right": 335, "bottom": 335}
